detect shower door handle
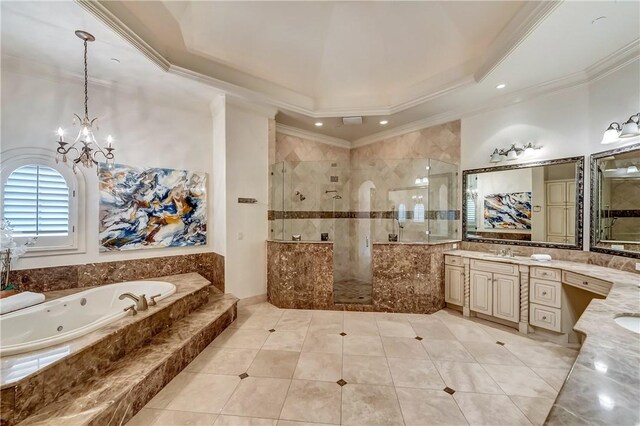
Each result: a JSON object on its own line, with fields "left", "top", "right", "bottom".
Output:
{"left": 365, "top": 236, "right": 369, "bottom": 248}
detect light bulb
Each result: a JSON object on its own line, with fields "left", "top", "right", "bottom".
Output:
{"left": 421, "top": 177, "right": 429, "bottom": 184}
{"left": 107, "top": 135, "right": 114, "bottom": 148}
{"left": 490, "top": 149, "right": 502, "bottom": 163}
{"left": 627, "top": 165, "right": 638, "bottom": 174}
{"left": 601, "top": 123, "right": 621, "bottom": 144}
{"left": 57, "top": 127, "right": 64, "bottom": 137}
{"left": 415, "top": 178, "right": 421, "bottom": 185}
{"left": 82, "top": 126, "right": 89, "bottom": 136}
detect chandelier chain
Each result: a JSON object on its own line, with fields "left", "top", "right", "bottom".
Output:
{"left": 83, "top": 40, "right": 89, "bottom": 119}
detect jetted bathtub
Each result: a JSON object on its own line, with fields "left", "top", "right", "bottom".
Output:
{"left": 0, "top": 280, "right": 176, "bottom": 356}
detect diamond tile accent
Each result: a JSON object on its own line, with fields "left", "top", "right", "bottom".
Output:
{"left": 340, "top": 332, "right": 347, "bottom": 336}
{"left": 496, "top": 341, "right": 505, "bottom": 346}
{"left": 239, "top": 373, "right": 249, "bottom": 379}
{"left": 443, "top": 387, "right": 455, "bottom": 395}
{"left": 269, "top": 329, "right": 276, "bottom": 333}
{"left": 415, "top": 336, "right": 423, "bottom": 341}
{"left": 336, "top": 379, "right": 347, "bottom": 387}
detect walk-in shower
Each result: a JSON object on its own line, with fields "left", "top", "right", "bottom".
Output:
{"left": 269, "top": 158, "right": 458, "bottom": 304}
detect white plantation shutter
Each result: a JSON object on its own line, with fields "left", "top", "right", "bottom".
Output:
{"left": 3, "top": 165, "right": 70, "bottom": 236}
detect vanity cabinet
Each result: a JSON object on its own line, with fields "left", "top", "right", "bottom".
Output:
{"left": 444, "top": 256, "right": 464, "bottom": 306}
{"left": 469, "top": 260, "right": 520, "bottom": 323}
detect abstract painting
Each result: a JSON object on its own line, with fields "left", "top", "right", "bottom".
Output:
{"left": 484, "top": 192, "right": 532, "bottom": 229}
{"left": 99, "top": 163, "right": 207, "bottom": 251}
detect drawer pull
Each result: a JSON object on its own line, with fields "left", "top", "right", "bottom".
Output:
{"left": 542, "top": 316, "right": 547, "bottom": 320}
{"left": 542, "top": 291, "right": 547, "bottom": 296}
{"left": 583, "top": 281, "right": 589, "bottom": 286}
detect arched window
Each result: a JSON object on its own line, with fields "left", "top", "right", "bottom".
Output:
{"left": 1, "top": 160, "right": 78, "bottom": 252}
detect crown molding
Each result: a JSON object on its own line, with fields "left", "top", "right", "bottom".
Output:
{"left": 474, "top": 1, "right": 562, "bottom": 82}
{"left": 75, "top": 0, "right": 170, "bottom": 72}
{"left": 275, "top": 124, "right": 351, "bottom": 149}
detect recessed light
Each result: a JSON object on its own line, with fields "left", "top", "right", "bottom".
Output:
{"left": 315, "top": 122, "right": 323, "bottom": 127}
{"left": 496, "top": 83, "right": 506, "bottom": 89}
{"left": 379, "top": 120, "right": 389, "bottom": 125}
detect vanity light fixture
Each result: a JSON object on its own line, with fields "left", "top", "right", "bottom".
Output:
{"left": 55, "top": 30, "right": 115, "bottom": 173}
{"left": 627, "top": 165, "right": 639, "bottom": 174}
{"left": 488, "top": 142, "right": 540, "bottom": 164}
{"left": 601, "top": 112, "right": 640, "bottom": 144}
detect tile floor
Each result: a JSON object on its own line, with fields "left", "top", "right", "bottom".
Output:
{"left": 130, "top": 304, "right": 578, "bottom": 426}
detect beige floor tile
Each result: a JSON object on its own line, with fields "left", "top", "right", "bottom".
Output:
{"left": 341, "top": 384, "right": 404, "bottom": 426}
{"left": 153, "top": 409, "right": 219, "bottom": 425}
{"left": 381, "top": 336, "right": 429, "bottom": 359}
{"left": 395, "top": 387, "right": 468, "bottom": 426}
{"left": 262, "top": 331, "right": 306, "bottom": 352}
{"left": 423, "top": 340, "right": 476, "bottom": 362}
{"left": 311, "top": 311, "right": 343, "bottom": 324}
{"left": 212, "top": 328, "right": 271, "bottom": 349}
{"left": 343, "top": 335, "right": 385, "bottom": 356}
{"left": 376, "top": 320, "right": 416, "bottom": 337}
{"left": 275, "top": 313, "right": 312, "bottom": 332}
{"left": 454, "top": 392, "right": 533, "bottom": 426}
{"left": 387, "top": 357, "right": 445, "bottom": 389}
{"left": 293, "top": 352, "right": 342, "bottom": 382}
{"left": 531, "top": 367, "right": 569, "bottom": 392}
{"left": 307, "top": 322, "right": 343, "bottom": 336}
{"left": 277, "top": 421, "right": 335, "bottom": 426}
{"left": 236, "top": 312, "right": 283, "bottom": 330}
{"left": 280, "top": 380, "right": 342, "bottom": 425}
{"left": 154, "top": 373, "right": 241, "bottom": 414}
{"left": 342, "top": 355, "right": 393, "bottom": 386}
{"left": 504, "top": 343, "right": 577, "bottom": 370}
{"left": 510, "top": 396, "right": 554, "bottom": 426}
{"left": 248, "top": 350, "right": 300, "bottom": 379}
{"left": 434, "top": 361, "right": 502, "bottom": 394}
{"left": 482, "top": 364, "right": 557, "bottom": 398}
{"left": 343, "top": 317, "right": 380, "bottom": 336}
{"left": 186, "top": 347, "right": 259, "bottom": 375}
{"left": 444, "top": 323, "right": 495, "bottom": 343}
{"left": 214, "top": 415, "right": 277, "bottom": 425}
{"left": 410, "top": 321, "right": 457, "bottom": 340}
{"left": 222, "top": 377, "right": 291, "bottom": 419}
{"left": 127, "top": 408, "right": 162, "bottom": 426}
{"left": 462, "top": 341, "right": 525, "bottom": 366}
{"left": 301, "top": 333, "right": 343, "bottom": 354}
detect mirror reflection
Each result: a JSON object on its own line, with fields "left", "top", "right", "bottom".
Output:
{"left": 593, "top": 146, "right": 640, "bottom": 254}
{"left": 465, "top": 161, "right": 580, "bottom": 246}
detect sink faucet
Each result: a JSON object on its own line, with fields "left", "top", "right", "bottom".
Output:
{"left": 119, "top": 293, "right": 148, "bottom": 311}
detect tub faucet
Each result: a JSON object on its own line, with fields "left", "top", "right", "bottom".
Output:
{"left": 119, "top": 293, "right": 148, "bottom": 311}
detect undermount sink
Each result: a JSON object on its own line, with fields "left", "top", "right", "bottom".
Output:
{"left": 614, "top": 315, "right": 640, "bottom": 334}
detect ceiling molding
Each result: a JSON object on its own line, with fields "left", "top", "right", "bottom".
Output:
{"left": 275, "top": 124, "right": 351, "bottom": 149}
{"left": 352, "top": 47, "right": 639, "bottom": 147}
{"left": 474, "top": 1, "right": 562, "bottom": 83}
{"left": 75, "top": 0, "right": 170, "bottom": 72}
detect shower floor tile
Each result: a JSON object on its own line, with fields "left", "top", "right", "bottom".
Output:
{"left": 333, "top": 279, "right": 372, "bottom": 304}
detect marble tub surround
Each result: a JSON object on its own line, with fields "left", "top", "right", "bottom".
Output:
{"left": 132, "top": 302, "right": 574, "bottom": 426}
{"left": 0, "top": 273, "right": 220, "bottom": 425}
{"left": 447, "top": 250, "right": 640, "bottom": 425}
{"left": 267, "top": 240, "right": 458, "bottom": 313}
{"left": 16, "top": 293, "right": 238, "bottom": 426}
{"left": 8, "top": 251, "right": 225, "bottom": 293}
{"left": 461, "top": 241, "right": 640, "bottom": 274}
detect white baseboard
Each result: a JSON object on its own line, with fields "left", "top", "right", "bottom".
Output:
{"left": 238, "top": 293, "right": 268, "bottom": 307}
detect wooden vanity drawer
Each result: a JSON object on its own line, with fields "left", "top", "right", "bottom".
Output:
{"left": 530, "top": 278, "right": 561, "bottom": 308}
{"left": 530, "top": 267, "right": 561, "bottom": 282}
{"left": 470, "top": 259, "right": 519, "bottom": 276}
{"left": 530, "top": 303, "right": 561, "bottom": 332}
{"left": 445, "top": 255, "right": 464, "bottom": 267}
{"left": 562, "top": 271, "right": 612, "bottom": 296}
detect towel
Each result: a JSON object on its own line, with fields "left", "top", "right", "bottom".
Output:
{"left": 531, "top": 254, "right": 552, "bottom": 262}
{"left": 0, "top": 292, "right": 46, "bottom": 315}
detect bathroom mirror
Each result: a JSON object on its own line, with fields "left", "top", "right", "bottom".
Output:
{"left": 462, "top": 156, "right": 584, "bottom": 249}
{"left": 590, "top": 143, "right": 640, "bottom": 259}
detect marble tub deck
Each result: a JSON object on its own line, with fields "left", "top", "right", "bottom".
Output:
{"left": 446, "top": 250, "right": 640, "bottom": 425}
{"left": 130, "top": 302, "right": 578, "bottom": 426}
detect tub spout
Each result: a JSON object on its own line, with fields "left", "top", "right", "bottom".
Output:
{"left": 119, "top": 293, "right": 148, "bottom": 311}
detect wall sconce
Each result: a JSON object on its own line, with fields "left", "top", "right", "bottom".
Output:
{"left": 489, "top": 142, "right": 540, "bottom": 163}
{"left": 414, "top": 176, "right": 429, "bottom": 185}
{"left": 602, "top": 112, "right": 640, "bottom": 144}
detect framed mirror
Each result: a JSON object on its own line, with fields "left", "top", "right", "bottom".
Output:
{"left": 462, "top": 156, "right": 584, "bottom": 249}
{"left": 590, "top": 143, "right": 640, "bottom": 259}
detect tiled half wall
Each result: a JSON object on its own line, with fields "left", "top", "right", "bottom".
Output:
{"left": 9, "top": 252, "right": 225, "bottom": 293}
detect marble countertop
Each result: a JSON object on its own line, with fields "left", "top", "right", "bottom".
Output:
{"left": 374, "top": 239, "right": 461, "bottom": 246}
{"left": 267, "top": 239, "right": 333, "bottom": 244}
{"left": 445, "top": 250, "right": 640, "bottom": 425}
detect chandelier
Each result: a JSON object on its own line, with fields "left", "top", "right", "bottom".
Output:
{"left": 55, "top": 30, "right": 115, "bottom": 173}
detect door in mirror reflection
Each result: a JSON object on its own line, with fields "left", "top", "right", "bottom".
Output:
{"left": 464, "top": 160, "right": 581, "bottom": 246}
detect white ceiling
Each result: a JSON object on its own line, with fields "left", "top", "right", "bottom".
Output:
{"left": 1, "top": 1, "right": 639, "bottom": 144}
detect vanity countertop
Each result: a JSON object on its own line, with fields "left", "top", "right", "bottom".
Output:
{"left": 373, "top": 239, "right": 460, "bottom": 246}
{"left": 266, "top": 239, "right": 333, "bottom": 244}
{"left": 445, "top": 249, "right": 640, "bottom": 425}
